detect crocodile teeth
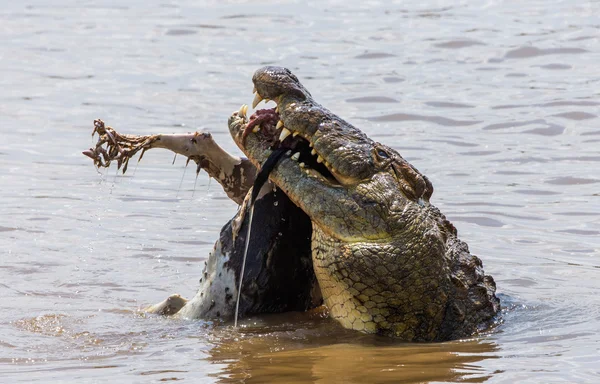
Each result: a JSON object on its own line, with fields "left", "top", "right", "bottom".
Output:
{"left": 309, "top": 142, "right": 313, "bottom": 148}
{"left": 299, "top": 162, "right": 305, "bottom": 168}
{"left": 275, "top": 105, "right": 279, "bottom": 113}
{"left": 252, "top": 125, "right": 261, "bottom": 133}
{"left": 276, "top": 120, "right": 284, "bottom": 130}
{"left": 292, "top": 132, "right": 298, "bottom": 137}
{"left": 238, "top": 104, "right": 248, "bottom": 118}
{"left": 291, "top": 152, "right": 300, "bottom": 161}
{"left": 253, "top": 86, "right": 257, "bottom": 94}
{"left": 311, "top": 149, "right": 317, "bottom": 156}
{"left": 252, "top": 93, "right": 264, "bottom": 108}
{"left": 317, "top": 155, "right": 323, "bottom": 163}
{"left": 279, "top": 128, "right": 292, "bottom": 142}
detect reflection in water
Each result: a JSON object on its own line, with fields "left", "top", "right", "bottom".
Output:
{"left": 8, "top": 310, "right": 498, "bottom": 382}
{"left": 206, "top": 313, "right": 498, "bottom": 383}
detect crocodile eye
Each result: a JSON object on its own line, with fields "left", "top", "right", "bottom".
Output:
{"left": 377, "top": 149, "right": 389, "bottom": 159}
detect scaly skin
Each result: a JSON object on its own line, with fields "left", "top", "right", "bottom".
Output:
{"left": 228, "top": 66, "right": 500, "bottom": 341}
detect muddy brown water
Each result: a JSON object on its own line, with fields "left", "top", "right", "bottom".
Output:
{"left": 1, "top": 1, "right": 599, "bottom": 382}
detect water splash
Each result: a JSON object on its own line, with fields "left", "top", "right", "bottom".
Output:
{"left": 109, "top": 165, "right": 119, "bottom": 194}
{"left": 131, "top": 155, "right": 140, "bottom": 177}
{"left": 192, "top": 163, "right": 201, "bottom": 198}
{"left": 234, "top": 204, "right": 254, "bottom": 328}
{"left": 176, "top": 159, "right": 189, "bottom": 199}
{"left": 234, "top": 148, "right": 288, "bottom": 327}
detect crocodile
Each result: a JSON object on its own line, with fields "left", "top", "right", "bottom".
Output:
{"left": 226, "top": 67, "right": 500, "bottom": 341}
{"left": 85, "top": 67, "right": 499, "bottom": 341}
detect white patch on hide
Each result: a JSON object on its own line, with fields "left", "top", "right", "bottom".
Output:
{"left": 176, "top": 238, "right": 238, "bottom": 320}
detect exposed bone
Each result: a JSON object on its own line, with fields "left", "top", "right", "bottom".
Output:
{"left": 84, "top": 119, "right": 257, "bottom": 204}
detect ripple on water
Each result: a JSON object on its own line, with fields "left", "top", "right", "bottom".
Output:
{"left": 139, "top": 370, "right": 188, "bottom": 377}
{"left": 433, "top": 39, "right": 485, "bottom": 49}
{"left": 483, "top": 119, "right": 541, "bottom": 130}
{"left": 493, "top": 156, "right": 549, "bottom": 165}
{"left": 425, "top": 101, "right": 475, "bottom": 108}
{"left": 165, "top": 29, "right": 197, "bottom": 36}
{"left": 346, "top": 96, "right": 398, "bottom": 103}
{"left": 557, "top": 229, "right": 600, "bottom": 236}
{"left": 119, "top": 196, "right": 180, "bottom": 203}
{"left": 178, "top": 23, "right": 225, "bottom": 29}
{"left": 354, "top": 52, "right": 397, "bottom": 59}
{"left": 545, "top": 177, "right": 599, "bottom": 185}
{"left": 45, "top": 74, "right": 94, "bottom": 80}
{"left": 141, "top": 247, "right": 168, "bottom": 252}
{"left": 523, "top": 124, "right": 565, "bottom": 136}
{"left": 451, "top": 201, "right": 523, "bottom": 208}
{"left": 561, "top": 248, "right": 596, "bottom": 254}
{"left": 426, "top": 139, "right": 478, "bottom": 147}
{"left": 459, "top": 150, "right": 501, "bottom": 156}
{"left": 447, "top": 216, "right": 505, "bottom": 227}
{"left": 482, "top": 119, "right": 564, "bottom": 135}
{"left": 542, "top": 100, "right": 600, "bottom": 107}
{"left": 512, "top": 189, "right": 561, "bottom": 195}
{"left": 490, "top": 100, "right": 600, "bottom": 110}
{"left": 504, "top": 46, "right": 588, "bottom": 59}
{"left": 502, "top": 278, "right": 538, "bottom": 288}
{"left": 367, "top": 113, "right": 481, "bottom": 127}
{"left": 552, "top": 111, "right": 597, "bottom": 120}
{"left": 505, "top": 73, "right": 528, "bottom": 78}
{"left": 167, "top": 239, "right": 213, "bottom": 245}
{"left": 535, "top": 63, "right": 572, "bottom": 70}
{"left": 382, "top": 76, "right": 404, "bottom": 83}
{"left": 472, "top": 211, "right": 545, "bottom": 222}
{"left": 553, "top": 211, "right": 599, "bottom": 217}
{"left": 494, "top": 170, "right": 536, "bottom": 175}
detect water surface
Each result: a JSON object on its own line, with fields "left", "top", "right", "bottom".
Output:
{"left": 1, "top": 0, "right": 599, "bottom": 382}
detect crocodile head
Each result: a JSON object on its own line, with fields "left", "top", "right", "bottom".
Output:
{"left": 229, "top": 67, "right": 499, "bottom": 341}
{"left": 230, "top": 67, "right": 434, "bottom": 241}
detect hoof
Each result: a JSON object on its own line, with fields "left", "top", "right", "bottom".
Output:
{"left": 145, "top": 294, "right": 188, "bottom": 316}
